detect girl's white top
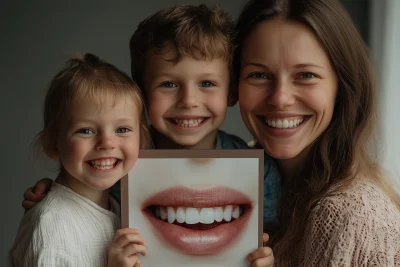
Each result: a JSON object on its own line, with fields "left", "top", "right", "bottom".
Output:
{"left": 8, "top": 182, "right": 120, "bottom": 267}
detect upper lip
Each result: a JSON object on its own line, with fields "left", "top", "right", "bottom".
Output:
{"left": 257, "top": 113, "right": 310, "bottom": 119}
{"left": 166, "top": 116, "right": 210, "bottom": 119}
{"left": 86, "top": 157, "right": 121, "bottom": 161}
{"left": 142, "top": 186, "right": 252, "bottom": 209}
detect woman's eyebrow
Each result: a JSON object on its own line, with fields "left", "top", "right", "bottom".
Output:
{"left": 293, "top": 63, "right": 324, "bottom": 69}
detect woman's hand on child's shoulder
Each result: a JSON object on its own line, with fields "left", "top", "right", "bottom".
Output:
{"left": 22, "top": 177, "right": 53, "bottom": 211}
{"left": 107, "top": 228, "right": 146, "bottom": 267}
{"left": 247, "top": 233, "right": 274, "bottom": 267}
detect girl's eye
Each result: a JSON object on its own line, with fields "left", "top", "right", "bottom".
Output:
{"left": 77, "top": 128, "right": 94, "bottom": 135}
{"left": 200, "top": 81, "right": 215, "bottom": 87}
{"left": 116, "top": 128, "right": 130, "bottom": 134}
{"left": 161, "top": 81, "right": 177, "bottom": 88}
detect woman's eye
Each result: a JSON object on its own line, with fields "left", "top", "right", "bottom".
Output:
{"left": 248, "top": 72, "right": 268, "bottom": 79}
{"left": 161, "top": 82, "right": 177, "bottom": 88}
{"left": 200, "top": 81, "right": 215, "bottom": 87}
{"left": 298, "top": 72, "right": 316, "bottom": 79}
{"left": 116, "top": 128, "right": 130, "bottom": 134}
{"left": 77, "top": 128, "right": 94, "bottom": 135}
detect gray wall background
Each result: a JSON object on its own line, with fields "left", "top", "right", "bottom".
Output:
{"left": 1, "top": 0, "right": 371, "bottom": 263}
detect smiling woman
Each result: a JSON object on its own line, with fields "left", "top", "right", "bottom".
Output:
{"left": 239, "top": 18, "right": 338, "bottom": 163}
{"left": 233, "top": 0, "right": 400, "bottom": 266}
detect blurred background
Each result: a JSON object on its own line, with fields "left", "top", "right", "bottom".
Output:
{"left": 1, "top": 0, "right": 399, "bottom": 263}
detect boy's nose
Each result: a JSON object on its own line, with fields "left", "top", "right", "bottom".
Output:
{"left": 177, "top": 86, "right": 199, "bottom": 108}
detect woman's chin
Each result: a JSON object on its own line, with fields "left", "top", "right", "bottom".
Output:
{"left": 260, "top": 141, "right": 302, "bottom": 160}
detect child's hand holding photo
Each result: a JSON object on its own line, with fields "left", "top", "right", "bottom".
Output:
{"left": 247, "top": 233, "right": 274, "bottom": 267}
{"left": 107, "top": 228, "right": 146, "bottom": 267}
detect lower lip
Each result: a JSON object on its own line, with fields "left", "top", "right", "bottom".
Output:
{"left": 167, "top": 118, "right": 209, "bottom": 131}
{"left": 143, "top": 208, "right": 252, "bottom": 255}
{"left": 86, "top": 160, "right": 121, "bottom": 173}
{"left": 260, "top": 116, "right": 310, "bottom": 138}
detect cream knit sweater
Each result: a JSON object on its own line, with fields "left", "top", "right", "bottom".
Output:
{"left": 293, "top": 178, "right": 400, "bottom": 266}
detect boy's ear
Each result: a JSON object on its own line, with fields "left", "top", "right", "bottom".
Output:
{"left": 227, "top": 89, "right": 238, "bottom": 107}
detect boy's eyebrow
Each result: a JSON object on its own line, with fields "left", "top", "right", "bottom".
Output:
{"left": 199, "top": 73, "right": 224, "bottom": 79}
{"left": 147, "top": 73, "right": 174, "bottom": 80}
{"left": 148, "top": 73, "right": 224, "bottom": 80}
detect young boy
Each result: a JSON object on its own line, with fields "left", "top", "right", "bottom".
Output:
{"left": 130, "top": 4, "right": 246, "bottom": 151}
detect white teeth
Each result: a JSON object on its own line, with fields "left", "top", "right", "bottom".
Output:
{"left": 232, "top": 206, "right": 240, "bottom": 219}
{"left": 223, "top": 205, "right": 232, "bottom": 222}
{"left": 90, "top": 158, "right": 117, "bottom": 170}
{"left": 265, "top": 117, "right": 304, "bottom": 129}
{"left": 173, "top": 118, "right": 205, "bottom": 128}
{"left": 176, "top": 207, "right": 185, "bottom": 223}
{"left": 167, "top": 207, "right": 176, "bottom": 224}
{"left": 185, "top": 208, "right": 200, "bottom": 224}
{"left": 160, "top": 207, "right": 167, "bottom": 220}
{"left": 157, "top": 205, "right": 244, "bottom": 225}
{"left": 214, "top": 207, "right": 223, "bottom": 222}
{"left": 199, "top": 208, "right": 214, "bottom": 224}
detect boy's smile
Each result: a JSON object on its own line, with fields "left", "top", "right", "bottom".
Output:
{"left": 167, "top": 116, "right": 209, "bottom": 129}
{"left": 144, "top": 47, "right": 231, "bottom": 149}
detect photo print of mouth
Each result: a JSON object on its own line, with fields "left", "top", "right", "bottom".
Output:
{"left": 121, "top": 150, "right": 264, "bottom": 267}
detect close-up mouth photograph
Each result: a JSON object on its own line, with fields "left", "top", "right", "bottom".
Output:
{"left": 141, "top": 185, "right": 254, "bottom": 255}
{"left": 122, "top": 150, "right": 264, "bottom": 266}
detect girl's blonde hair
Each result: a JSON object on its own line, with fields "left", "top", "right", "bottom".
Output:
{"left": 37, "top": 53, "right": 149, "bottom": 159}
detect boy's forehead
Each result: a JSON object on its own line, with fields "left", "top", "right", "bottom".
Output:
{"left": 146, "top": 44, "right": 229, "bottom": 65}
{"left": 145, "top": 49, "right": 229, "bottom": 74}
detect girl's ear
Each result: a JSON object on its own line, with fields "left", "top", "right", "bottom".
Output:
{"left": 45, "top": 147, "right": 60, "bottom": 160}
{"left": 42, "top": 135, "right": 60, "bottom": 160}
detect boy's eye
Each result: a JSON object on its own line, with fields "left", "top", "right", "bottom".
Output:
{"left": 200, "top": 81, "right": 215, "bottom": 87}
{"left": 116, "top": 127, "right": 131, "bottom": 134}
{"left": 77, "top": 128, "right": 94, "bottom": 135}
{"left": 161, "top": 81, "right": 177, "bottom": 88}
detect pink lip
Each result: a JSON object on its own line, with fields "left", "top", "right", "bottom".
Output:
{"left": 260, "top": 112, "right": 307, "bottom": 118}
{"left": 142, "top": 186, "right": 253, "bottom": 255}
{"left": 167, "top": 115, "right": 209, "bottom": 119}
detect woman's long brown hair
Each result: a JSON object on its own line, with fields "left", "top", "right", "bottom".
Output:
{"left": 233, "top": 0, "right": 400, "bottom": 265}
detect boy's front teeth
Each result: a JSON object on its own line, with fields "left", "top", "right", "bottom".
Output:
{"left": 174, "top": 118, "right": 205, "bottom": 127}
